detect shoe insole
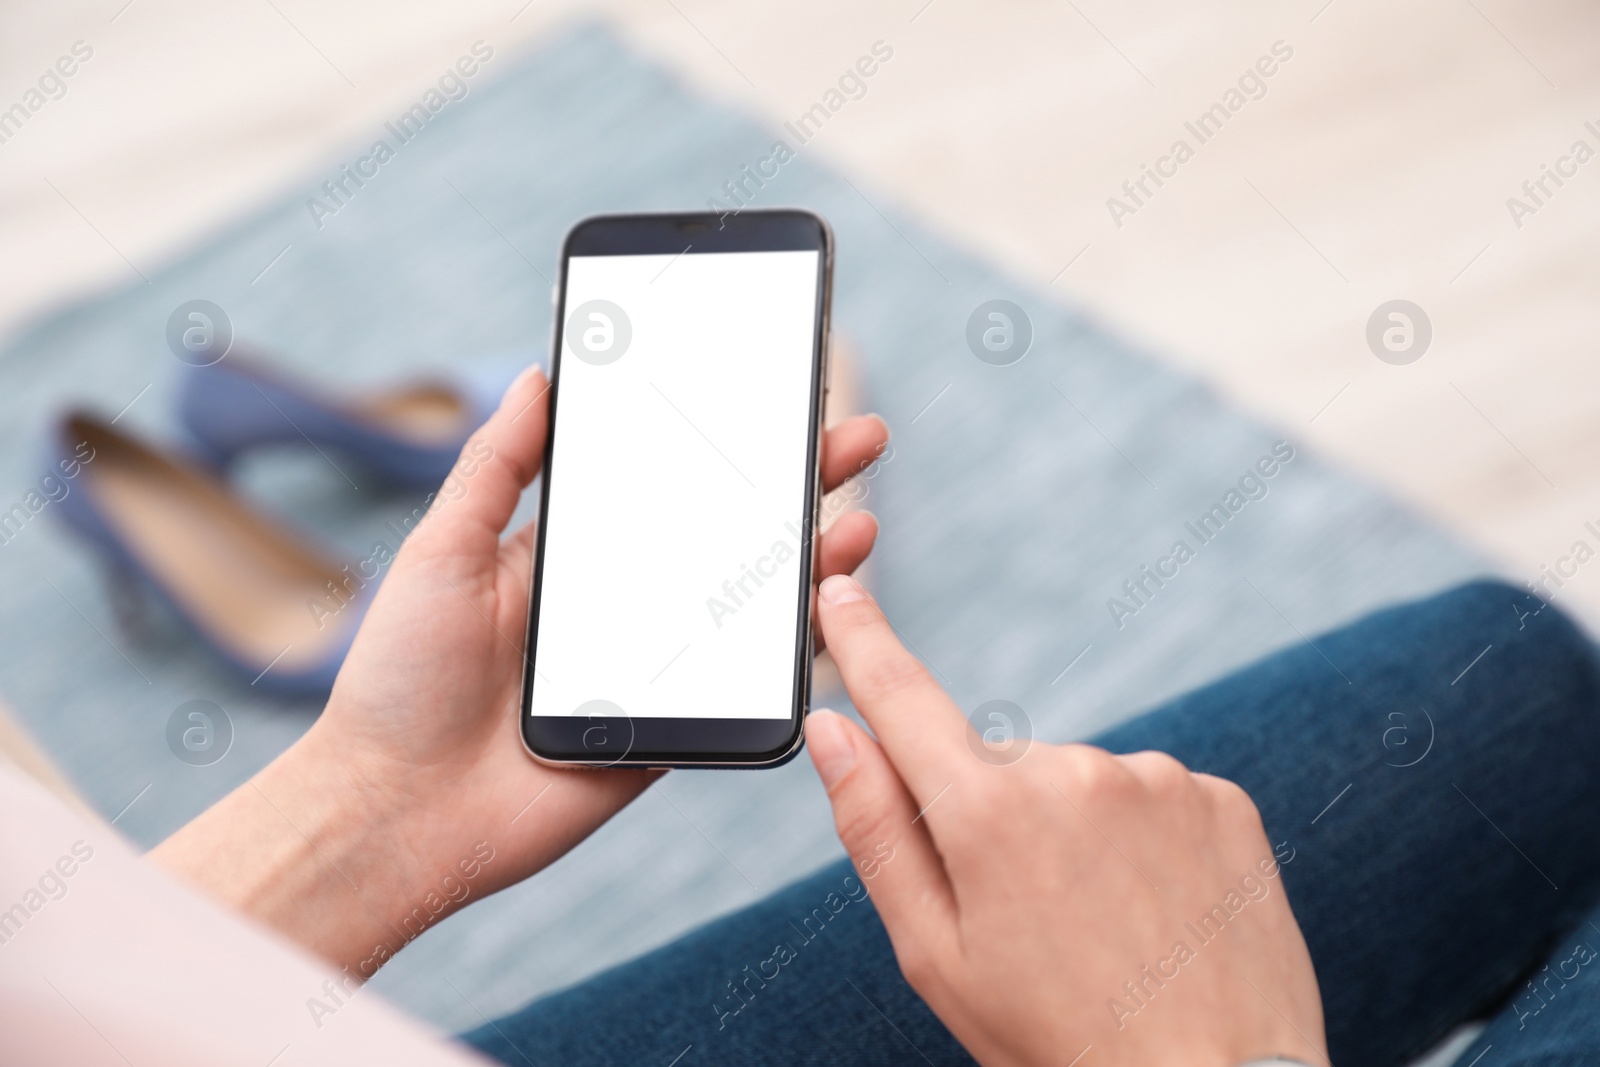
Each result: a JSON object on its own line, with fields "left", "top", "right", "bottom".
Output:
{"left": 351, "top": 386, "right": 469, "bottom": 444}
{"left": 77, "top": 420, "right": 354, "bottom": 673}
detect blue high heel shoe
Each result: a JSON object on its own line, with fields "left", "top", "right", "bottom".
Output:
{"left": 177, "top": 350, "right": 530, "bottom": 489}
{"left": 49, "top": 412, "right": 371, "bottom": 695}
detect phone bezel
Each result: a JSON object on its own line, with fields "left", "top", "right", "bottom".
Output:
{"left": 519, "top": 209, "right": 833, "bottom": 768}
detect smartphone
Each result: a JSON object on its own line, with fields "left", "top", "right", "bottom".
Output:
{"left": 520, "top": 210, "right": 833, "bottom": 767}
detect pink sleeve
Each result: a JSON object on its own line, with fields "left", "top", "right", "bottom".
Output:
{"left": 0, "top": 764, "right": 492, "bottom": 1066}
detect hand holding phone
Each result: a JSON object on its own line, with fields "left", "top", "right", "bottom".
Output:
{"left": 154, "top": 355, "right": 887, "bottom": 975}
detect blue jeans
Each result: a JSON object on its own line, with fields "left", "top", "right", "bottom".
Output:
{"left": 463, "top": 581, "right": 1600, "bottom": 1066}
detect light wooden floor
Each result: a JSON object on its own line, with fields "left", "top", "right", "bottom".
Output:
{"left": 3, "top": 0, "right": 1597, "bottom": 623}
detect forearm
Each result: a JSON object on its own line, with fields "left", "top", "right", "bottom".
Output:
{"left": 147, "top": 729, "right": 439, "bottom": 978}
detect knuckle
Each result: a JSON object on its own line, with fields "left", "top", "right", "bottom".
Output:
{"left": 852, "top": 648, "right": 930, "bottom": 704}
{"left": 831, "top": 792, "right": 900, "bottom": 861}
{"left": 1126, "top": 750, "right": 1192, "bottom": 795}
{"left": 1210, "top": 775, "right": 1255, "bottom": 812}
{"left": 1201, "top": 774, "right": 1268, "bottom": 835}
{"left": 1059, "top": 744, "right": 1134, "bottom": 805}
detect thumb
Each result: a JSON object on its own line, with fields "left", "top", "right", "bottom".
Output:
{"left": 807, "top": 709, "right": 956, "bottom": 948}
{"left": 407, "top": 364, "right": 549, "bottom": 559}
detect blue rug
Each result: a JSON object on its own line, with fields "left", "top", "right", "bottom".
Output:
{"left": 0, "top": 20, "right": 1486, "bottom": 1032}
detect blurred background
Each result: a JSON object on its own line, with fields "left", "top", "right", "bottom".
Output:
{"left": 1, "top": 0, "right": 1596, "bottom": 1056}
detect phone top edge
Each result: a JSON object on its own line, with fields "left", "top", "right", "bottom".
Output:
{"left": 562, "top": 209, "right": 831, "bottom": 258}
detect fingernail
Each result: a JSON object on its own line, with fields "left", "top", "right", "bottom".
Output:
{"left": 867, "top": 413, "right": 890, "bottom": 441}
{"left": 807, "top": 709, "right": 856, "bottom": 790}
{"left": 508, "top": 363, "right": 543, "bottom": 395}
{"left": 820, "top": 574, "right": 865, "bottom": 604}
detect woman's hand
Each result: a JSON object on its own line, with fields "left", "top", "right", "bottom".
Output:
{"left": 151, "top": 366, "right": 889, "bottom": 978}
{"left": 806, "top": 574, "right": 1327, "bottom": 1067}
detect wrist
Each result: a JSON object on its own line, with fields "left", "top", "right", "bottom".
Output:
{"left": 148, "top": 724, "right": 441, "bottom": 977}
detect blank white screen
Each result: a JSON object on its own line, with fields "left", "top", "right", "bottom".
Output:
{"left": 529, "top": 250, "right": 821, "bottom": 720}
